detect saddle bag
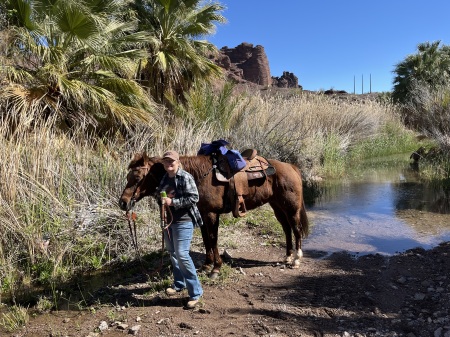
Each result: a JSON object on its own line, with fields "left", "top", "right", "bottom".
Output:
{"left": 225, "top": 149, "right": 246, "bottom": 173}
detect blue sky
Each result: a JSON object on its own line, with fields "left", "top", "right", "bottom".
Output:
{"left": 207, "top": 1, "right": 450, "bottom": 93}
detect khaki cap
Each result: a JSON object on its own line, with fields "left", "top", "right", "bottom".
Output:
{"left": 162, "top": 150, "right": 179, "bottom": 161}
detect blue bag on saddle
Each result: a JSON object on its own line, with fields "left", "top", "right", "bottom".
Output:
{"left": 225, "top": 149, "right": 246, "bottom": 172}
{"left": 197, "top": 139, "right": 229, "bottom": 156}
{"left": 198, "top": 139, "right": 246, "bottom": 173}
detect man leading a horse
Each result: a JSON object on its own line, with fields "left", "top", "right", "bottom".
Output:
{"left": 119, "top": 146, "right": 310, "bottom": 280}
{"left": 157, "top": 150, "right": 203, "bottom": 309}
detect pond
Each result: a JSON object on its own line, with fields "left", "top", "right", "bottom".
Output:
{"left": 304, "top": 154, "right": 450, "bottom": 257}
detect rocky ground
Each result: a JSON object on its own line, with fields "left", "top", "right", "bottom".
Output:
{"left": 2, "top": 223, "right": 450, "bottom": 337}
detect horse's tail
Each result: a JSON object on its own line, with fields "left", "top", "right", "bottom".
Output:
{"left": 290, "top": 164, "right": 310, "bottom": 238}
{"left": 300, "top": 200, "right": 310, "bottom": 238}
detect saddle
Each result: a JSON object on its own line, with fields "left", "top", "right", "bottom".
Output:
{"left": 214, "top": 149, "right": 276, "bottom": 218}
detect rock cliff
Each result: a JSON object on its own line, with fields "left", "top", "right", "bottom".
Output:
{"left": 212, "top": 42, "right": 300, "bottom": 88}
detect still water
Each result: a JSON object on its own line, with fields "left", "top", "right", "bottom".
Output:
{"left": 304, "top": 155, "right": 450, "bottom": 256}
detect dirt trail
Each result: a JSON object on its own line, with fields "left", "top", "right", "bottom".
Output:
{"left": 3, "top": 224, "right": 450, "bottom": 337}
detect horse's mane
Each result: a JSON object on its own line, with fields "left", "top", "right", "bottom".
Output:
{"left": 180, "top": 155, "right": 212, "bottom": 180}
{"left": 128, "top": 153, "right": 212, "bottom": 180}
{"left": 128, "top": 152, "right": 159, "bottom": 169}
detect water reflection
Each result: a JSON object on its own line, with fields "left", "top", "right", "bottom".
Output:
{"left": 304, "top": 155, "right": 450, "bottom": 256}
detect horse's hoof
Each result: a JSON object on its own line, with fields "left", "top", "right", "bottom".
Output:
{"left": 292, "top": 260, "right": 301, "bottom": 269}
{"left": 201, "top": 264, "right": 213, "bottom": 273}
{"left": 284, "top": 254, "right": 294, "bottom": 264}
{"left": 209, "top": 271, "right": 220, "bottom": 279}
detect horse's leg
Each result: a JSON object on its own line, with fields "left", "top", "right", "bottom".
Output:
{"left": 289, "top": 207, "right": 304, "bottom": 268}
{"left": 270, "top": 203, "right": 295, "bottom": 265}
{"left": 209, "top": 213, "right": 222, "bottom": 279}
{"left": 289, "top": 201, "right": 310, "bottom": 267}
{"left": 201, "top": 212, "right": 222, "bottom": 279}
{"left": 271, "top": 201, "right": 306, "bottom": 268}
{"left": 199, "top": 222, "right": 214, "bottom": 273}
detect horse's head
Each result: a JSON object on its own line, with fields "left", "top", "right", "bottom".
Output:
{"left": 118, "top": 152, "right": 165, "bottom": 211}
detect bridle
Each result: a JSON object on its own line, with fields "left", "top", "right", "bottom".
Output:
{"left": 128, "top": 165, "right": 150, "bottom": 206}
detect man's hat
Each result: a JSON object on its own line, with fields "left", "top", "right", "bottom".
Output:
{"left": 162, "top": 150, "right": 179, "bottom": 161}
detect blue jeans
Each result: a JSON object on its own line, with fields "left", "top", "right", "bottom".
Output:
{"left": 164, "top": 221, "right": 203, "bottom": 300}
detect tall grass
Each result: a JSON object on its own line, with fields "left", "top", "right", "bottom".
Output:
{"left": 0, "top": 86, "right": 418, "bottom": 304}
{"left": 404, "top": 82, "right": 450, "bottom": 152}
{"left": 222, "top": 91, "right": 414, "bottom": 178}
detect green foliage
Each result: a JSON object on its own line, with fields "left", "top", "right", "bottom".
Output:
{"left": 170, "top": 81, "right": 243, "bottom": 130}
{"left": 71, "top": 237, "right": 109, "bottom": 271}
{"left": 132, "top": 0, "right": 225, "bottom": 104}
{"left": 321, "top": 133, "right": 347, "bottom": 178}
{"left": 417, "top": 156, "right": 450, "bottom": 180}
{"left": 143, "top": 277, "right": 172, "bottom": 296}
{"left": 393, "top": 41, "right": 450, "bottom": 104}
{"left": 35, "top": 296, "right": 53, "bottom": 312}
{"left": 402, "top": 82, "right": 450, "bottom": 154}
{"left": 106, "top": 308, "right": 127, "bottom": 323}
{"left": 244, "top": 207, "right": 284, "bottom": 245}
{"left": 1, "top": 0, "right": 158, "bottom": 132}
{"left": 350, "top": 122, "right": 420, "bottom": 161}
{"left": 199, "top": 263, "right": 235, "bottom": 285}
{"left": 219, "top": 213, "right": 241, "bottom": 228}
{"left": 0, "top": 304, "right": 29, "bottom": 332}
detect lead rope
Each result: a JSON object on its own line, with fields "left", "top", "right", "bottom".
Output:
{"left": 124, "top": 200, "right": 174, "bottom": 277}
{"left": 126, "top": 211, "right": 141, "bottom": 260}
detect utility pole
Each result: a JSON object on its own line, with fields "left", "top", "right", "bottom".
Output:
{"left": 370, "top": 74, "right": 372, "bottom": 93}
{"left": 361, "top": 74, "right": 364, "bottom": 94}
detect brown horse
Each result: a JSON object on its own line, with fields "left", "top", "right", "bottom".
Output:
{"left": 119, "top": 153, "right": 310, "bottom": 278}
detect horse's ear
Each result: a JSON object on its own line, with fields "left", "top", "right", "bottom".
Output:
{"left": 132, "top": 152, "right": 141, "bottom": 160}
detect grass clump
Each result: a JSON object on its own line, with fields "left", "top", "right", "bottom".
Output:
{"left": 0, "top": 305, "right": 29, "bottom": 332}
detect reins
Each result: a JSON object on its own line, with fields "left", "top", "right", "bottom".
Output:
{"left": 125, "top": 210, "right": 140, "bottom": 259}
{"left": 124, "top": 163, "right": 174, "bottom": 274}
{"left": 124, "top": 164, "right": 150, "bottom": 258}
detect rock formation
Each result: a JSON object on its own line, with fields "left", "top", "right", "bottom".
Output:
{"left": 218, "top": 43, "right": 271, "bottom": 86}
{"left": 271, "top": 71, "right": 300, "bottom": 89}
{"left": 212, "top": 42, "right": 301, "bottom": 89}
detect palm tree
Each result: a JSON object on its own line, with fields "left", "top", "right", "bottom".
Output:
{"left": 392, "top": 41, "right": 450, "bottom": 104}
{"left": 0, "top": 0, "right": 159, "bottom": 133}
{"left": 132, "top": 0, "right": 226, "bottom": 105}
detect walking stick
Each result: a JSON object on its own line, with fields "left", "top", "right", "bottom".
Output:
{"left": 160, "top": 191, "right": 167, "bottom": 229}
{"left": 160, "top": 191, "right": 167, "bottom": 266}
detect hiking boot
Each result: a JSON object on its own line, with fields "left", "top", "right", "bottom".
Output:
{"left": 185, "top": 298, "right": 200, "bottom": 309}
{"left": 165, "top": 287, "right": 178, "bottom": 296}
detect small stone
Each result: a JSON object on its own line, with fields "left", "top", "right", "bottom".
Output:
{"left": 179, "top": 322, "right": 194, "bottom": 329}
{"left": 434, "top": 327, "right": 443, "bottom": 337}
{"left": 128, "top": 325, "right": 141, "bottom": 335}
{"left": 414, "top": 293, "right": 426, "bottom": 300}
{"left": 116, "top": 323, "right": 129, "bottom": 330}
{"left": 157, "top": 318, "right": 169, "bottom": 324}
{"left": 397, "top": 276, "right": 407, "bottom": 284}
{"left": 98, "top": 321, "right": 108, "bottom": 331}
